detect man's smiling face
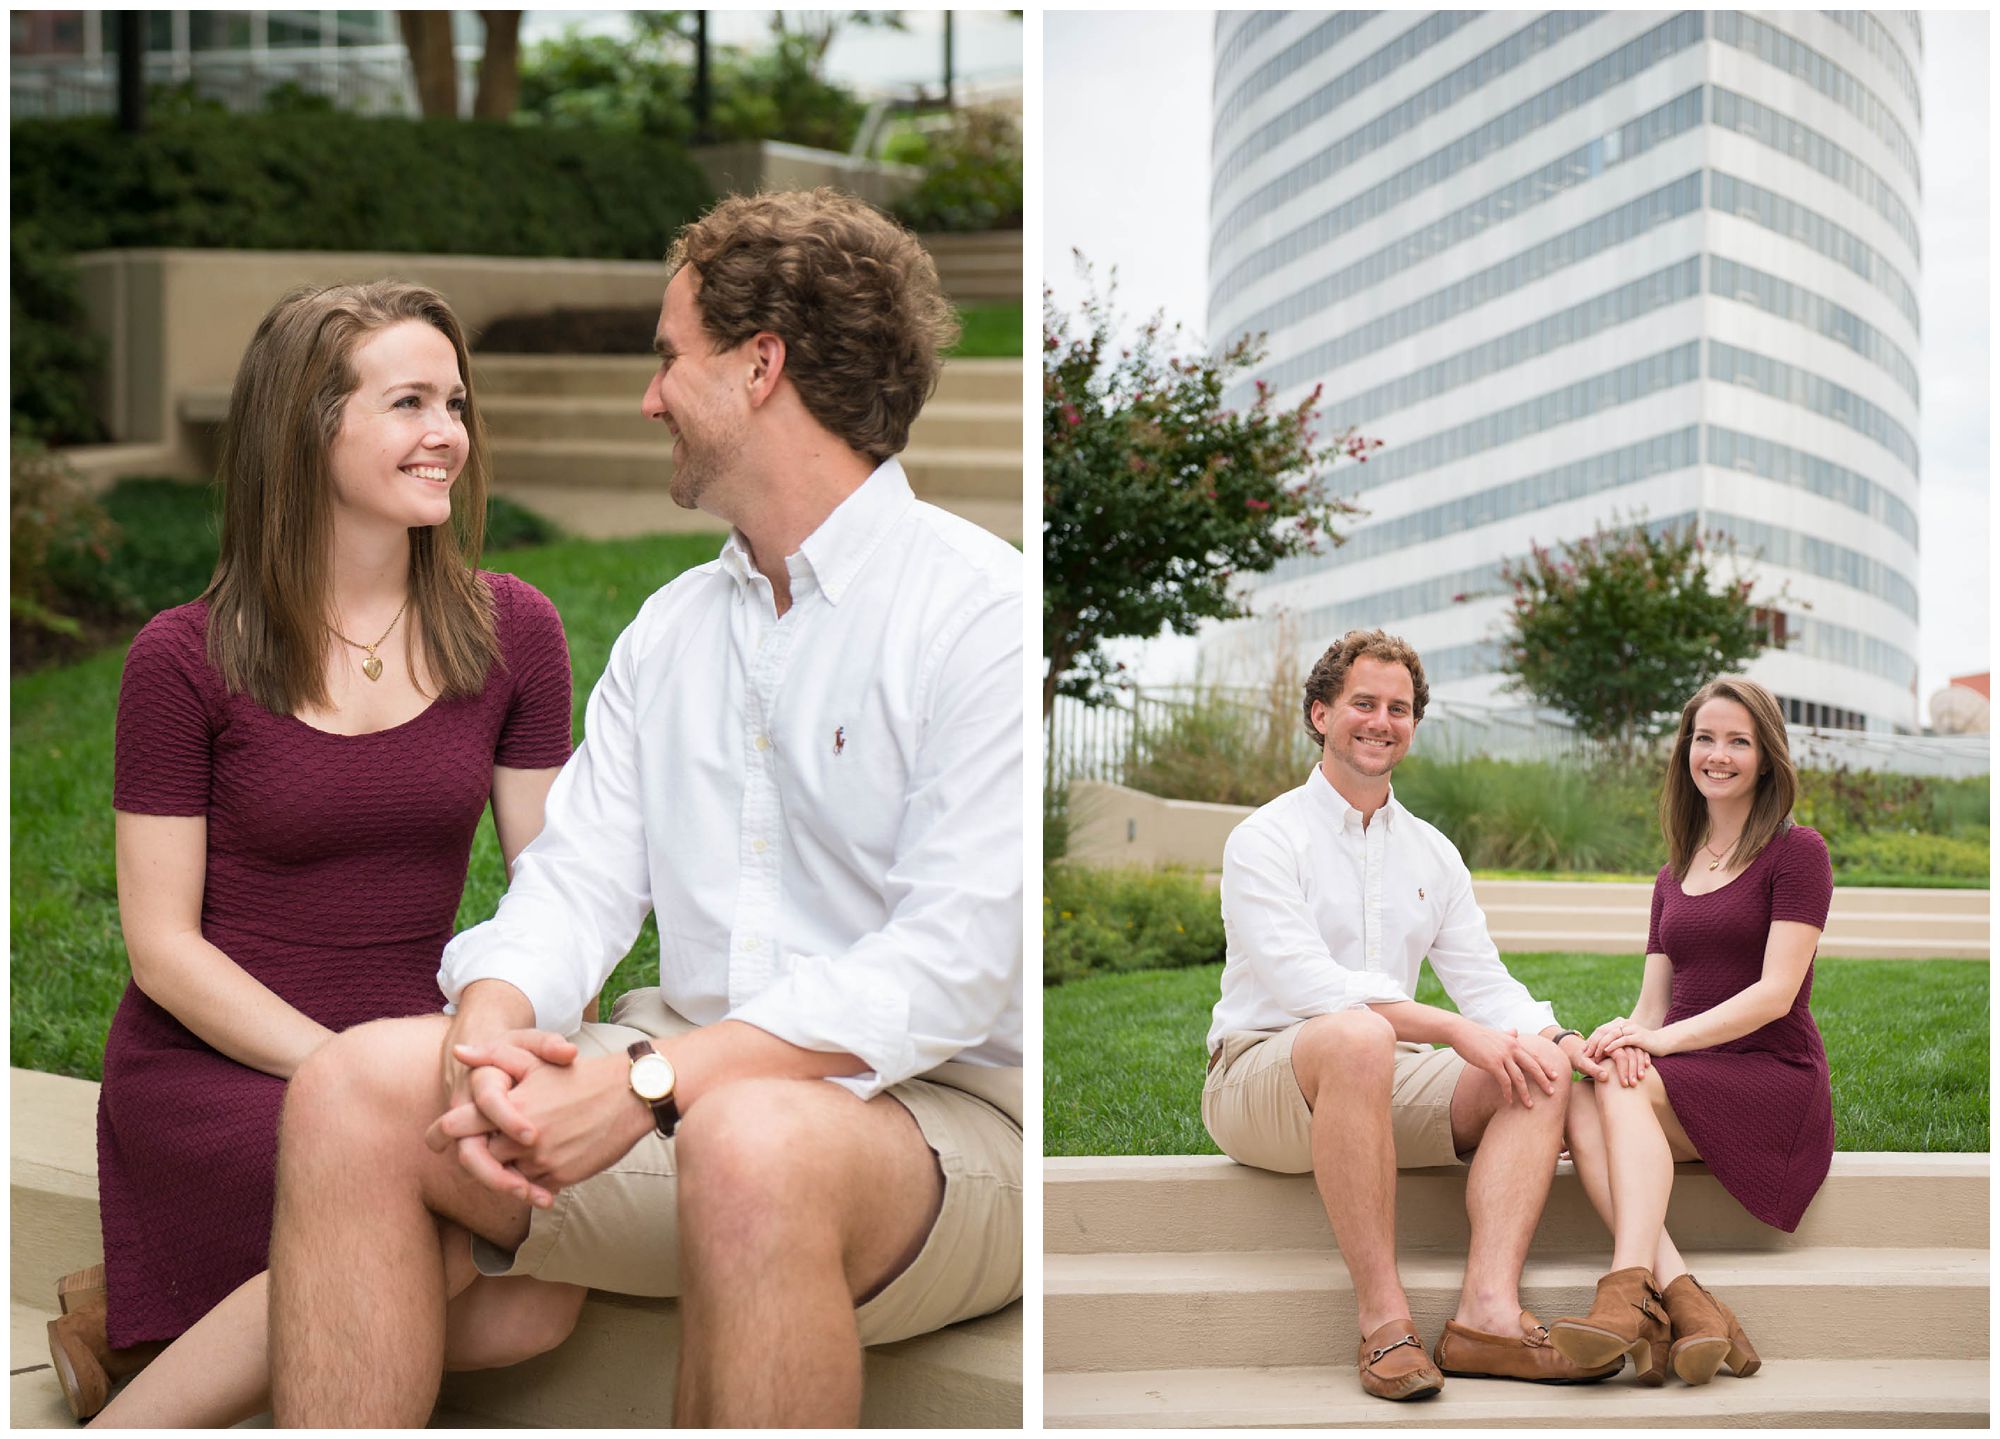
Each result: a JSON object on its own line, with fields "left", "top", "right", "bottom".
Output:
{"left": 642, "top": 267, "right": 750, "bottom": 512}
{"left": 1314, "top": 655, "right": 1417, "bottom": 783}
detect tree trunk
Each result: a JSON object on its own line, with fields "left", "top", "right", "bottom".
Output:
{"left": 115, "top": 12, "right": 145, "bottom": 134}
{"left": 398, "top": 10, "right": 458, "bottom": 119}
{"left": 472, "top": 10, "right": 520, "bottom": 120}
{"left": 1043, "top": 638, "right": 1073, "bottom": 719}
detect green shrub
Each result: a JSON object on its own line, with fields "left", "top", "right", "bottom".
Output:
{"left": 1393, "top": 754, "right": 1662, "bottom": 873}
{"left": 1044, "top": 864, "right": 1224, "bottom": 986}
{"left": 10, "top": 442, "right": 137, "bottom": 667}
{"left": 892, "top": 107, "right": 1023, "bottom": 233}
{"left": 1834, "top": 830, "right": 1990, "bottom": 883}
{"left": 97, "top": 478, "right": 220, "bottom": 613}
{"left": 1125, "top": 690, "right": 1312, "bottom": 809}
{"left": 13, "top": 112, "right": 713, "bottom": 261}
{"left": 485, "top": 493, "right": 563, "bottom": 551}
{"left": 11, "top": 223, "right": 107, "bottom": 445}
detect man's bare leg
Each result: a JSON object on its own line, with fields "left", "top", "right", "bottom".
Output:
{"left": 1563, "top": 1085, "right": 1689, "bottom": 1287}
{"left": 1447, "top": 1066, "right": 1568, "bottom": 1330}
{"left": 268, "top": 1016, "right": 545, "bottom": 1427}
{"left": 672, "top": 1078, "right": 945, "bottom": 1427}
{"left": 91, "top": 1224, "right": 581, "bottom": 1427}
{"left": 1289, "top": 1010, "right": 1407, "bottom": 1334}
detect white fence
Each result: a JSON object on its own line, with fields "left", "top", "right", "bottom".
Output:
{"left": 1046, "top": 690, "right": 1991, "bottom": 786}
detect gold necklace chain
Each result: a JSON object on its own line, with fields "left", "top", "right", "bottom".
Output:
{"left": 329, "top": 597, "right": 409, "bottom": 682}
{"left": 1700, "top": 830, "right": 1742, "bottom": 872}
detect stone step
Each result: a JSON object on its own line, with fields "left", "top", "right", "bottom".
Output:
{"left": 1483, "top": 928, "right": 1988, "bottom": 959}
{"left": 467, "top": 355, "right": 1023, "bottom": 404}
{"left": 1043, "top": 1247, "right": 1987, "bottom": 1373}
{"left": 1043, "top": 1155, "right": 1990, "bottom": 1256}
{"left": 484, "top": 484, "right": 1023, "bottom": 547}
{"left": 1465, "top": 881, "right": 1991, "bottom": 919}
{"left": 1043, "top": 1359, "right": 1989, "bottom": 1428}
{"left": 490, "top": 438, "right": 1019, "bottom": 503}
{"left": 9, "top": 1069, "right": 1019, "bottom": 1427}
{"left": 482, "top": 396, "right": 1022, "bottom": 450}
{"left": 1481, "top": 902, "right": 1989, "bottom": 945}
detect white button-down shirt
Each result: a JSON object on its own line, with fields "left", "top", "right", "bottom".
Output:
{"left": 1208, "top": 765, "right": 1555, "bottom": 1054}
{"left": 439, "top": 459, "right": 1023, "bottom": 1099}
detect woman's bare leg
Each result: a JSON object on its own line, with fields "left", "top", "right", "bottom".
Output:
{"left": 89, "top": 1225, "right": 583, "bottom": 1426}
{"left": 1565, "top": 1082, "right": 1690, "bottom": 1286}
{"left": 1592, "top": 1069, "right": 1700, "bottom": 1280}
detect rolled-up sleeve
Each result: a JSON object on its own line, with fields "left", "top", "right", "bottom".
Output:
{"left": 438, "top": 609, "right": 657, "bottom": 1034}
{"left": 1425, "top": 859, "right": 1555, "bottom": 1036}
{"left": 726, "top": 591, "right": 1023, "bottom": 1098}
{"left": 1222, "top": 818, "right": 1413, "bottom": 1016}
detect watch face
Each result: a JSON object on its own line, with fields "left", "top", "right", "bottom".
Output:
{"left": 631, "top": 1052, "right": 675, "bottom": 1102}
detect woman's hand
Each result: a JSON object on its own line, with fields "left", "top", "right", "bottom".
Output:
{"left": 1583, "top": 1016, "right": 1631, "bottom": 1060}
{"left": 1603, "top": 1022, "right": 1679, "bottom": 1060}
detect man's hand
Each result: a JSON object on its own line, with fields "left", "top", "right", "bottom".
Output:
{"left": 1556, "top": 1030, "right": 1612, "bottom": 1083}
{"left": 426, "top": 1029, "right": 580, "bottom": 1207}
{"left": 1448, "top": 1020, "right": 1563, "bottom": 1107}
{"left": 430, "top": 1051, "right": 655, "bottom": 1199}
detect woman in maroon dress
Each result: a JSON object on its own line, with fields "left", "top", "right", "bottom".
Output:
{"left": 1549, "top": 677, "right": 1833, "bottom": 1386}
{"left": 49, "top": 282, "right": 588, "bottom": 1423}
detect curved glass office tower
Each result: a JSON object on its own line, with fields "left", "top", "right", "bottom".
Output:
{"left": 1207, "top": 11, "right": 1923, "bottom": 732}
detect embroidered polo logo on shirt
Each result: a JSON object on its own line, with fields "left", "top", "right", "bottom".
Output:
{"left": 1418, "top": 888, "right": 1425, "bottom": 900}
{"left": 833, "top": 726, "right": 846, "bottom": 756}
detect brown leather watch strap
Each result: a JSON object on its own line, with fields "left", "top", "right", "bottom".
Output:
{"left": 626, "top": 1039, "right": 681, "bottom": 1138}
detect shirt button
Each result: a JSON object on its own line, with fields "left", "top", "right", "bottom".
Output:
{"left": 754, "top": 735, "right": 770, "bottom": 751}
{"left": 752, "top": 839, "right": 768, "bottom": 854}
{"left": 742, "top": 937, "right": 760, "bottom": 952}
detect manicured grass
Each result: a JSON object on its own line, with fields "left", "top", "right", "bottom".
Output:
{"left": 10, "top": 531, "right": 724, "bottom": 1081}
{"left": 949, "top": 301, "right": 1023, "bottom": 358}
{"left": 1045, "top": 956, "right": 1990, "bottom": 1157}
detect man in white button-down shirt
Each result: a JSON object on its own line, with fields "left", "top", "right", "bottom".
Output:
{"left": 264, "top": 190, "right": 1022, "bottom": 1427}
{"left": 1203, "top": 630, "right": 1615, "bottom": 1401}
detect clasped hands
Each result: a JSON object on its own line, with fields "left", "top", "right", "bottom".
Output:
{"left": 1448, "top": 1021, "right": 1610, "bottom": 1106}
{"left": 426, "top": 1029, "right": 649, "bottom": 1210}
{"left": 1582, "top": 1016, "right": 1677, "bottom": 1086}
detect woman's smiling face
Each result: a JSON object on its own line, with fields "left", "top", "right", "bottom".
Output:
{"left": 1688, "top": 696, "right": 1762, "bottom": 804}
{"left": 326, "top": 320, "right": 467, "bottom": 532}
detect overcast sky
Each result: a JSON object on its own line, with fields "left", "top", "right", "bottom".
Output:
{"left": 1046, "top": 11, "right": 1990, "bottom": 712}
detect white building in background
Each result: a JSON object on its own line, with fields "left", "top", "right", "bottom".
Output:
{"left": 1204, "top": 11, "right": 1924, "bottom": 732}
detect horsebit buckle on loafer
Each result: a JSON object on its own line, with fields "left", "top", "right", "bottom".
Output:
{"left": 1370, "top": 1334, "right": 1421, "bottom": 1364}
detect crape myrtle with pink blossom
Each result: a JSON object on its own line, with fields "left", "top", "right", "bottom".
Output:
{"left": 1042, "top": 270, "right": 1376, "bottom": 715}
{"left": 1496, "top": 516, "right": 1787, "bottom": 759}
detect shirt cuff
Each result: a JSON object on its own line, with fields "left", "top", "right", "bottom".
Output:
{"left": 1341, "top": 970, "right": 1415, "bottom": 1009}
{"left": 723, "top": 954, "right": 913, "bottom": 1101}
{"left": 437, "top": 925, "right": 586, "bottom": 1037}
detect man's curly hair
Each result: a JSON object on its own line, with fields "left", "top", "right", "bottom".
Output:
{"left": 1301, "top": 629, "right": 1430, "bottom": 745}
{"left": 665, "top": 188, "right": 961, "bottom": 462}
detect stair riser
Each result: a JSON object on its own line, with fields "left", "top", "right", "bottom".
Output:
{"left": 472, "top": 361, "right": 1022, "bottom": 405}
{"left": 435, "top": 1299, "right": 1021, "bottom": 1429}
{"left": 1046, "top": 1400, "right": 1986, "bottom": 1429}
{"left": 1044, "top": 1279, "right": 1988, "bottom": 1373}
{"left": 486, "top": 483, "right": 1021, "bottom": 546}
{"left": 1479, "top": 907, "right": 1989, "bottom": 944}
{"left": 1044, "top": 1169, "right": 1992, "bottom": 1255}
{"left": 492, "top": 448, "right": 1019, "bottom": 501}
{"left": 484, "top": 408, "right": 1022, "bottom": 450}
{"left": 9, "top": 1184, "right": 99, "bottom": 1310}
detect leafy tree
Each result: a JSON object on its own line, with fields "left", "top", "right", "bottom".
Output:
{"left": 1497, "top": 518, "right": 1784, "bottom": 757}
{"left": 514, "top": 14, "right": 866, "bottom": 151}
{"left": 1043, "top": 274, "right": 1373, "bottom": 715}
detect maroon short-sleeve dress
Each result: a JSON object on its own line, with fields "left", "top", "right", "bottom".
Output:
{"left": 98, "top": 571, "right": 573, "bottom": 1345}
{"left": 1647, "top": 823, "right": 1835, "bottom": 1233}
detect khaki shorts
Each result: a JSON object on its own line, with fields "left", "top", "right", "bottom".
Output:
{"left": 471, "top": 988, "right": 1022, "bottom": 1347}
{"left": 1202, "top": 1019, "right": 1470, "bottom": 1173}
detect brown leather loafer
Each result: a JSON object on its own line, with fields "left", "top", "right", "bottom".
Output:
{"left": 1356, "top": 1316, "right": 1444, "bottom": 1401}
{"left": 1433, "top": 1309, "right": 1623, "bottom": 1384}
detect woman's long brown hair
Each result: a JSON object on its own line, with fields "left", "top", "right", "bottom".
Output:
{"left": 1659, "top": 676, "right": 1797, "bottom": 879}
{"left": 202, "top": 282, "right": 497, "bottom": 715}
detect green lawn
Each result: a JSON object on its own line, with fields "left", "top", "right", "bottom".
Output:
{"left": 10, "top": 531, "right": 724, "bottom": 1080}
{"left": 949, "top": 301, "right": 1023, "bottom": 358}
{"left": 1045, "top": 956, "right": 1990, "bottom": 1157}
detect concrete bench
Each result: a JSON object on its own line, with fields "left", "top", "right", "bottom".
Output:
{"left": 11, "top": 1068, "right": 1019, "bottom": 1427}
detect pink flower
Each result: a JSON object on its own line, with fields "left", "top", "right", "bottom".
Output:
{"left": 1245, "top": 498, "right": 1271, "bottom": 511}
{"left": 1062, "top": 404, "right": 1081, "bottom": 428}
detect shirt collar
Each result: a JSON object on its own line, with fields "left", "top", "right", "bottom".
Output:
{"left": 1305, "top": 762, "right": 1399, "bottom": 832}
{"left": 716, "top": 458, "right": 914, "bottom": 607}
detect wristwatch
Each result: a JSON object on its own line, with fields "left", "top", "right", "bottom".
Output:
{"left": 626, "top": 1040, "right": 680, "bottom": 1138}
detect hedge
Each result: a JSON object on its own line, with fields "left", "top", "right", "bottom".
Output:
{"left": 12, "top": 112, "right": 715, "bottom": 442}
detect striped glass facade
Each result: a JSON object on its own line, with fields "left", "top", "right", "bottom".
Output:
{"left": 1207, "top": 10, "right": 1923, "bottom": 731}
